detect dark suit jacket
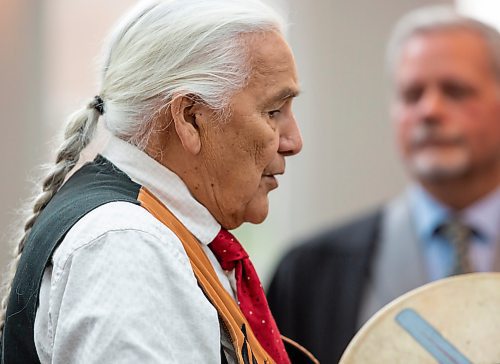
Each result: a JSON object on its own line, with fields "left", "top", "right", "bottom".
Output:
{"left": 267, "top": 210, "right": 382, "bottom": 364}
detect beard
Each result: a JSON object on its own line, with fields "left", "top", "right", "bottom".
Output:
{"left": 406, "top": 125, "right": 470, "bottom": 181}
{"left": 409, "top": 148, "right": 470, "bottom": 181}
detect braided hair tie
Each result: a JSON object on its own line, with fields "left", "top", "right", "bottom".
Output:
{"left": 91, "top": 95, "right": 105, "bottom": 115}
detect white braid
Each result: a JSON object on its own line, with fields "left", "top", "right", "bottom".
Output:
{"left": 0, "top": 101, "right": 100, "bottom": 335}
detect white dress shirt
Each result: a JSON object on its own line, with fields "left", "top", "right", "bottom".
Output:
{"left": 34, "top": 136, "right": 237, "bottom": 363}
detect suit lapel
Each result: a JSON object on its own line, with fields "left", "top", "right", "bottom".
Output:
{"left": 359, "top": 193, "right": 428, "bottom": 324}
{"left": 378, "top": 194, "right": 428, "bottom": 299}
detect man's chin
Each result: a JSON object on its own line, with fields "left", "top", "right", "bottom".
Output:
{"left": 245, "top": 211, "right": 269, "bottom": 225}
{"left": 243, "top": 200, "right": 270, "bottom": 225}
{"left": 221, "top": 195, "right": 270, "bottom": 229}
{"left": 409, "top": 152, "right": 469, "bottom": 181}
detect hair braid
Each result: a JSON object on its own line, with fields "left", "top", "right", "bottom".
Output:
{"left": 0, "top": 99, "right": 101, "bottom": 336}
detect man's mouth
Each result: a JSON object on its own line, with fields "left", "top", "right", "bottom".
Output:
{"left": 262, "top": 172, "right": 282, "bottom": 189}
{"left": 410, "top": 128, "right": 463, "bottom": 150}
{"left": 262, "top": 170, "right": 284, "bottom": 179}
{"left": 411, "top": 135, "right": 467, "bottom": 155}
{"left": 413, "top": 139, "right": 460, "bottom": 149}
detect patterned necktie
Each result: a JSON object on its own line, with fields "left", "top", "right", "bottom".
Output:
{"left": 437, "top": 218, "right": 474, "bottom": 275}
{"left": 209, "top": 229, "right": 290, "bottom": 364}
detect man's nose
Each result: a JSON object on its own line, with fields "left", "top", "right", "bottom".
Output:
{"left": 418, "top": 89, "right": 445, "bottom": 123}
{"left": 278, "top": 114, "right": 303, "bottom": 156}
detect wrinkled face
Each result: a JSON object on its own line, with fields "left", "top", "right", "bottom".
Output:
{"left": 198, "top": 31, "right": 302, "bottom": 229}
{"left": 393, "top": 30, "right": 500, "bottom": 182}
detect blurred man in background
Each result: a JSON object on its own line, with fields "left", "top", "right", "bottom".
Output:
{"left": 267, "top": 6, "right": 500, "bottom": 363}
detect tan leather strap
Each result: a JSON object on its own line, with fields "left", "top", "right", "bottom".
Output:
{"left": 138, "top": 187, "right": 273, "bottom": 363}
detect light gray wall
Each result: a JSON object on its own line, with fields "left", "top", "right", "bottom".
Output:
{"left": 286, "top": 0, "right": 453, "bottom": 233}
{"left": 0, "top": 0, "right": 44, "bottom": 276}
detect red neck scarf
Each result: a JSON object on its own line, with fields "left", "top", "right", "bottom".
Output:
{"left": 209, "top": 229, "right": 290, "bottom": 364}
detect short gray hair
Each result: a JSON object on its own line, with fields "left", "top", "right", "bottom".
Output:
{"left": 386, "top": 5, "right": 500, "bottom": 81}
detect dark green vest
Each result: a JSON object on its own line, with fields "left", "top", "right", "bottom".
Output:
{"left": 1, "top": 156, "right": 140, "bottom": 363}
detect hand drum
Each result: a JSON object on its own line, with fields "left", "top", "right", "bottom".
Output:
{"left": 340, "top": 273, "right": 500, "bottom": 364}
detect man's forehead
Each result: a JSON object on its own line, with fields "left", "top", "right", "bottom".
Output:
{"left": 238, "top": 31, "right": 299, "bottom": 102}
{"left": 246, "top": 31, "right": 295, "bottom": 71}
{"left": 396, "top": 32, "right": 495, "bottom": 79}
{"left": 401, "top": 30, "right": 491, "bottom": 63}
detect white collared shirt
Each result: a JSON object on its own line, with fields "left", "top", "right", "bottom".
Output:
{"left": 34, "top": 136, "right": 236, "bottom": 363}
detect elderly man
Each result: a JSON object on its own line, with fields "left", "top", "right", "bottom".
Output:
{"left": 0, "top": 1, "right": 317, "bottom": 363}
{"left": 267, "top": 6, "right": 500, "bottom": 363}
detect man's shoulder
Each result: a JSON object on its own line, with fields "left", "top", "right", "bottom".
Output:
{"left": 52, "top": 201, "right": 183, "bottom": 267}
{"left": 267, "top": 207, "right": 386, "bottom": 314}
{"left": 286, "top": 207, "right": 384, "bottom": 261}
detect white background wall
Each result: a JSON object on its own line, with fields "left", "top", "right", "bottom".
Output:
{"left": 9, "top": 0, "right": 497, "bottom": 288}
{"left": 456, "top": 0, "right": 500, "bottom": 30}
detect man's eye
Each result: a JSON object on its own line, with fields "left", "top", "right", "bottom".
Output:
{"left": 268, "top": 110, "right": 281, "bottom": 118}
{"left": 443, "top": 83, "right": 475, "bottom": 100}
{"left": 401, "top": 87, "right": 423, "bottom": 104}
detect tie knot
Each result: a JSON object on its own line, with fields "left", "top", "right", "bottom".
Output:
{"left": 209, "top": 229, "right": 249, "bottom": 271}
{"left": 436, "top": 219, "right": 473, "bottom": 242}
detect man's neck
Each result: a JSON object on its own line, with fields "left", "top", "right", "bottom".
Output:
{"left": 419, "top": 168, "right": 500, "bottom": 211}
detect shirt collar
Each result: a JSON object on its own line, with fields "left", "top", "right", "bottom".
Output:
{"left": 409, "top": 183, "right": 500, "bottom": 245}
{"left": 101, "top": 136, "right": 221, "bottom": 245}
{"left": 408, "top": 184, "right": 450, "bottom": 242}
{"left": 461, "top": 185, "right": 500, "bottom": 245}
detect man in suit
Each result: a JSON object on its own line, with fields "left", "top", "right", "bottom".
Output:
{"left": 267, "top": 6, "right": 500, "bottom": 363}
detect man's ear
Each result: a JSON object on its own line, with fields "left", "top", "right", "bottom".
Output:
{"left": 170, "top": 95, "right": 202, "bottom": 155}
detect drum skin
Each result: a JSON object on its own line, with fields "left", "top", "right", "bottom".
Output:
{"left": 340, "top": 273, "right": 500, "bottom": 363}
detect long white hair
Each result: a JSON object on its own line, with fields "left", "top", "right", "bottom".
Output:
{"left": 0, "top": 0, "right": 285, "bottom": 335}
